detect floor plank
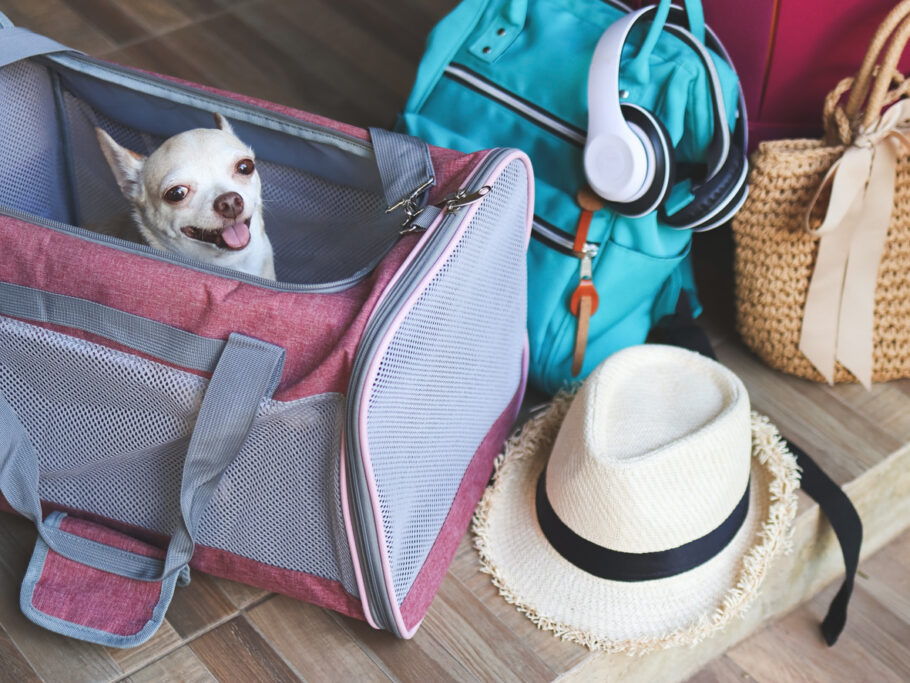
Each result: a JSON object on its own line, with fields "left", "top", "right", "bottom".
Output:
{"left": 163, "top": 572, "right": 237, "bottom": 640}
{"left": 0, "top": 514, "right": 123, "bottom": 683}
{"left": 335, "top": 612, "right": 477, "bottom": 683}
{"left": 106, "top": 620, "right": 184, "bottom": 676}
{"left": 247, "top": 595, "right": 390, "bottom": 682}
{"left": 67, "top": 0, "right": 151, "bottom": 44}
{"left": 125, "top": 644, "right": 217, "bottom": 683}
{"left": 189, "top": 616, "right": 301, "bottom": 682}
{"left": 685, "top": 655, "right": 756, "bottom": 683}
{"left": 725, "top": 529, "right": 910, "bottom": 683}
{"left": 0, "top": 623, "right": 41, "bottom": 683}
{"left": 211, "top": 577, "right": 271, "bottom": 610}
{"left": 421, "top": 577, "right": 556, "bottom": 683}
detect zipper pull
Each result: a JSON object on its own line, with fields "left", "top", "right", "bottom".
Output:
{"left": 569, "top": 186, "right": 604, "bottom": 377}
{"left": 444, "top": 185, "right": 491, "bottom": 213}
{"left": 391, "top": 178, "right": 435, "bottom": 234}
{"left": 400, "top": 185, "right": 492, "bottom": 235}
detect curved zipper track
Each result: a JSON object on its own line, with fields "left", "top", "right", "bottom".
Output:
{"left": 343, "top": 149, "right": 513, "bottom": 635}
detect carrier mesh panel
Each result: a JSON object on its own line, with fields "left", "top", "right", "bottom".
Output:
{"left": 0, "top": 62, "right": 68, "bottom": 221}
{"left": 61, "top": 89, "right": 398, "bottom": 285}
{"left": 364, "top": 158, "right": 528, "bottom": 603}
{"left": 0, "top": 316, "right": 358, "bottom": 595}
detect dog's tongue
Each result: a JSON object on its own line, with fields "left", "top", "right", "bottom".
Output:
{"left": 220, "top": 221, "right": 250, "bottom": 249}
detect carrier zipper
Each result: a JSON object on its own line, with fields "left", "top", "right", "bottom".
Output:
{"left": 343, "top": 149, "right": 509, "bottom": 636}
{"left": 44, "top": 53, "right": 373, "bottom": 159}
{"left": 400, "top": 186, "right": 492, "bottom": 234}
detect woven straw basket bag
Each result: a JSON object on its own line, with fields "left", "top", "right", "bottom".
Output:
{"left": 733, "top": 2, "right": 910, "bottom": 387}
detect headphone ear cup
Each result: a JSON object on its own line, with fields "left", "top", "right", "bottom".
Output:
{"left": 660, "top": 140, "right": 746, "bottom": 230}
{"left": 602, "top": 104, "right": 675, "bottom": 218}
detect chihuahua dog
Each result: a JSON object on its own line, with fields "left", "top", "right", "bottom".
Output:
{"left": 95, "top": 114, "right": 275, "bottom": 279}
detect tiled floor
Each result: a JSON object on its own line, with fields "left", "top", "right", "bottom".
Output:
{"left": 0, "top": 1, "right": 908, "bottom": 681}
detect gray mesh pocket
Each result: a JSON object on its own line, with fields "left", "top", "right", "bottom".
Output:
{"left": 0, "top": 316, "right": 357, "bottom": 594}
{"left": 364, "top": 158, "right": 529, "bottom": 604}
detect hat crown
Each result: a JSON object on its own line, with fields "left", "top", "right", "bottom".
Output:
{"left": 546, "top": 346, "right": 752, "bottom": 553}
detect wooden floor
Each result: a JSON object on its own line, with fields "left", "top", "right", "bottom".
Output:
{"left": 1, "top": 1, "right": 909, "bottom": 681}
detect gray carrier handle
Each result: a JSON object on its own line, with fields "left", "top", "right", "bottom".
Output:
{"left": 0, "top": 283, "right": 286, "bottom": 583}
{"left": 0, "top": 12, "right": 435, "bottom": 213}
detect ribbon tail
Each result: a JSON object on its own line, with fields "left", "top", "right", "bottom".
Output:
{"left": 835, "top": 141, "right": 897, "bottom": 388}
{"left": 799, "top": 148, "right": 873, "bottom": 383}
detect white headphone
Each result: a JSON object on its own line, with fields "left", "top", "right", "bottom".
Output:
{"left": 584, "top": 5, "right": 748, "bottom": 230}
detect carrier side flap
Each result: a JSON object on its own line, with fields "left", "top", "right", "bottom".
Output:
{"left": 20, "top": 512, "right": 183, "bottom": 648}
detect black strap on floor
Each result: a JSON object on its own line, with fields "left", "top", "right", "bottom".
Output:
{"left": 656, "top": 290, "right": 862, "bottom": 645}
{"left": 783, "top": 439, "right": 863, "bottom": 644}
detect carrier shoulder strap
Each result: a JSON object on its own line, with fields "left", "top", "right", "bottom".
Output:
{"left": 657, "top": 291, "right": 862, "bottom": 645}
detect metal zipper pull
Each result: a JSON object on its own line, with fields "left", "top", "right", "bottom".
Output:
{"left": 399, "top": 184, "right": 492, "bottom": 235}
{"left": 444, "top": 185, "right": 491, "bottom": 213}
{"left": 390, "top": 177, "right": 435, "bottom": 234}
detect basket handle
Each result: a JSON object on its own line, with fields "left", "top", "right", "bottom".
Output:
{"left": 859, "top": 13, "right": 910, "bottom": 129}
{"left": 844, "top": 0, "right": 910, "bottom": 121}
{"left": 827, "top": 2, "right": 910, "bottom": 142}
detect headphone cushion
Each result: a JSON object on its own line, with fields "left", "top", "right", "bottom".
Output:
{"left": 661, "top": 141, "right": 746, "bottom": 229}
{"left": 602, "top": 104, "right": 675, "bottom": 218}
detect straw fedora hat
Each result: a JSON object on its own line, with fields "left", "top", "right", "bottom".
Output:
{"left": 472, "top": 345, "right": 800, "bottom": 654}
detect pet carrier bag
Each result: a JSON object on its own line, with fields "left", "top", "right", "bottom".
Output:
{"left": 0, "top": 14, "right": 532, "bottom": 646}
{"left": 398, "top": 0, "right": 747, "bottom": 394}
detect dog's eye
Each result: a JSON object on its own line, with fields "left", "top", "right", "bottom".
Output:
{"left": 163, "top": 186, "right": 189, "bottom": 203}
{"left": 236, "top": 158, "right": 255, "bottom": 176}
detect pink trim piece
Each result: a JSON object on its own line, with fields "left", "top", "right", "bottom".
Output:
{"left": 354, "top": 151, "right": 532, "bottom": 636}
{"left": 30, "top": 515, "right": 166, "bottom": 637}
{"left": 338, "top": 432, "right": 379, "bottom": 629}
{"left": 399, "top": 360, "right": 526, "bottom": 634}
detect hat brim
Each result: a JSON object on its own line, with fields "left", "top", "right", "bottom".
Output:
{"left": 472, "top": 395, "right": 800, "bottom": 654}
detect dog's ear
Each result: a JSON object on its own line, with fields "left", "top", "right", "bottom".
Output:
{"left": 213, "top": 113, "right": 235, "bottom": 135}
{"left": 95, "top": 128, "right": 145, "bottom": 201}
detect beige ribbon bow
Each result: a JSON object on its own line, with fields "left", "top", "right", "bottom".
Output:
{"left": 799, "top": 99, "right": 910, "bottom": 388}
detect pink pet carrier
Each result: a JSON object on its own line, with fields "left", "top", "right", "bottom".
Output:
{"left": 0, "top": 15, "right": 531, "bottom": 645}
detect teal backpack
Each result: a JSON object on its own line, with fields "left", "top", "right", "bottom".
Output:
{"left": 398, "top": 0, "right": 744, "bottom": 394}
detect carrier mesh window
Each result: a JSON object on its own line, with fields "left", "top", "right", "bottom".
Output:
{"left": 0, "top": 316, "right": 358, "bottom": 595}
{"left": 364, "top": 158, "right": 529, "bottom": 603}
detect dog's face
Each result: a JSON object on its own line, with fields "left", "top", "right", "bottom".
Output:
{"left": 96, "top": 115, "right": 265, "bottom": 259}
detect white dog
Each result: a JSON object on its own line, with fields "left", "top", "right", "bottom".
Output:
{"left": 95, "top": 114, "right": 275, "bottom": 279}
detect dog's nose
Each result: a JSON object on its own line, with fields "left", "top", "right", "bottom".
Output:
{"left": 213, "top": 192, "right": 244, "bottom": 219}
